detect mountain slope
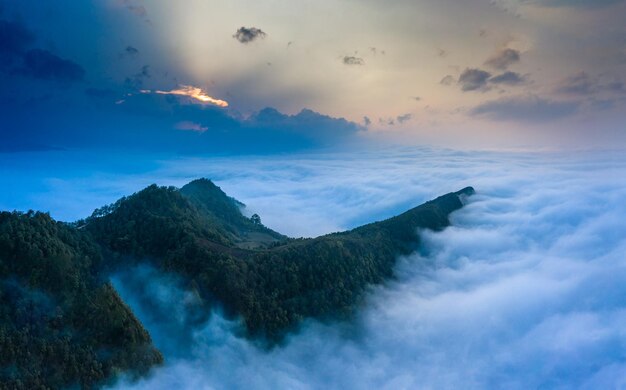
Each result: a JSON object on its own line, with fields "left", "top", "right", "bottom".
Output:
{"left": 87, "top": 181, "right": 474, "bottom": 339}
{"left": 0, "top": 211, "right": 162, "bottom": 390}
{"left": 0, "top": 180, "right": 473, "bottom": 389}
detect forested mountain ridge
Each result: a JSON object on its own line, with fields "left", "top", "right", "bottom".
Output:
{"left": 87, "top": 181, "right": 474, "bottom": 339}
{"left": 0, "top": 180, "right": 473, "bottom": 388}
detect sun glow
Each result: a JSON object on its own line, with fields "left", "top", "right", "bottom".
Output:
{"left": 141, "top": 85, "right": 229, "bottom": 107}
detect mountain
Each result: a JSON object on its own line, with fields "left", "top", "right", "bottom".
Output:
{"left": 0, "top": 180, "right": 473, "bottom": 388}
{"left": 86, "top": 180, "right": 474, "bottom": 339}
{"left": 0, "top": 211, "right": 162, "bottom": 390}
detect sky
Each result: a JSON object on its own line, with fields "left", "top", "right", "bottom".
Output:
{"left": 1, "top": 0, "right": 625, "bottom": 152}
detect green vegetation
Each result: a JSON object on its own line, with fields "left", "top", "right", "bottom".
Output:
{"left": 87, "top": 179, "right": 474, "bottom": 340}
{"left": 0, "top": 178, "right": 473, "bottom": 388}
{"left": 0, "top": 211, "right": 162, "bottom": 390}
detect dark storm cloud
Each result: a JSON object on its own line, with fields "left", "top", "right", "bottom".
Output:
{"left": 471, "top": 95, "right": 579, "bottom": 122}
{"left": 17, "top": 49, "right": 84, "bottom": 82}
{"left": 458, "top": 68, "right": 492, "bottom": 91}
{"left": 489, "top": 71, "right": 527, "bottom": 86}
{"left": 343, "top": 56, "right": 365, "bottom": 65}
{"left": 484, "top": 48, "right": 521, "bottom": 70}
{"left": 397, "top": 113, "right": 412, "bottom": 123}
{"left": 233, "top": 27, "right": 266, "bottom": 44}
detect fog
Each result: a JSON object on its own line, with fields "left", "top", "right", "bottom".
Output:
{"left": 72, "top": 147, "right": 624, "bottom": 389}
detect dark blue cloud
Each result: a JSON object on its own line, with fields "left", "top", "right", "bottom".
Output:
{"left": 458, "top": 68, "right": 492, "bottom": 91}
{"left": 0, "top": 87, "right": 363, "bottom": 154}
{"left": 17, "top": 49, "right": 84, "bottom": 82}
{"left": 125, "top": 46, "right": 139, "bottom": 55}
{"left": 471, "top": 95, "right": 579, "bottom": 122}
{"left": 0, "top": 17, "right": 84, "bottom": 83}
{"left": 489, "top": 71, "right": 527, "bottom": 86}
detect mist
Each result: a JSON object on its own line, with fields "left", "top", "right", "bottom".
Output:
{"left": 68, "top": 146, "right": 625, "bottom": 389}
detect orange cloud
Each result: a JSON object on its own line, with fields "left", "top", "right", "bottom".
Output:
{"left": 141, "top": 85, "right": 229, "bottom": 107}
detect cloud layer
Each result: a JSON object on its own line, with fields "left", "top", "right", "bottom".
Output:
{"left": 16, "top": 147, "right": 612, "bottom": 389}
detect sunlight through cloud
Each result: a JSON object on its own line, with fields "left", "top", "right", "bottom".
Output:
{"left": 141, "top": 85, "right": 229, "bottom": 107}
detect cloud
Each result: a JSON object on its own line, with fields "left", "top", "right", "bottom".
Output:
{"left": 555, "top": 72, "right": 626, "bottom": 97}
{"left": 125, "top": 46, "right": 139, "bottom": 55}
{"left": 174, "top": 121, "right": 208, "bottom": 133}
{"left": 141, "top": 85, "right": 229, "bottom": 107}
{"left": 397, "top": 113, "right": 412, "bottom": 123}
{"left": 471, "top": 95, "right": 579, "bottom": 122}
{"left": 0, "top": 19, "right": 34, "bottom": 56}
{"left": 343, "top": 56, "right": 365, "bottom": 66}
{"left": 17, "top": 49, "right": 85, "bottom": 82}
{"left": 83, "top": 148, "right": 626, "bottom": 390}
{"left": 489, "top": 71, "right": 527, "bottom": 86}
{"left": 122, "top": 0, "right": 149, "bottom": 22}
{"left": 533, "top": 0, "right": 625, "bottom": 8}
{"left": 0, "top": 17, "right": 83, "bottom": 83}
{"left": 440, "top": 75, "right": 455, "bottom": 86}
{"left": 233, "top": 27, "right": 267, "bottom": 44}
{"left": 246, "top": 107, "right": 362, "bottom": 139}
{"left": 555, "top": 72, "right": 595, "bottom": 95}
{"left": 363, "top": 116, "right": 371, "bottom": 126}
{"left": 458, "top": 68, "right": 492, "bottom": 92}
{"left": 124, "top": 64, "right": 150, "bottom": 89}
{"left": 378, "top": 117, "right": 395, "bottom": 126}
{"left": 484, "top": 48, "right": 521, "bottom": 70}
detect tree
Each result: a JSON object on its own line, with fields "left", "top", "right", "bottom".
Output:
{"left": 250, "top": 214, "right": 261, "bottom": 225}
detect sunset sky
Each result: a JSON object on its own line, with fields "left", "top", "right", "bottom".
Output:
{"left": 1, "top": 0, "right": 625, "bottom": 151}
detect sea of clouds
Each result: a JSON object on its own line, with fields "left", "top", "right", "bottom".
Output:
{"left": 2, "top": 146, "right": 626, "bottom": 388}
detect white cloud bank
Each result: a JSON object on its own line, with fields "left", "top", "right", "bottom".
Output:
{"left": 89, "top": 147, "right": 626, "bottom": 389}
